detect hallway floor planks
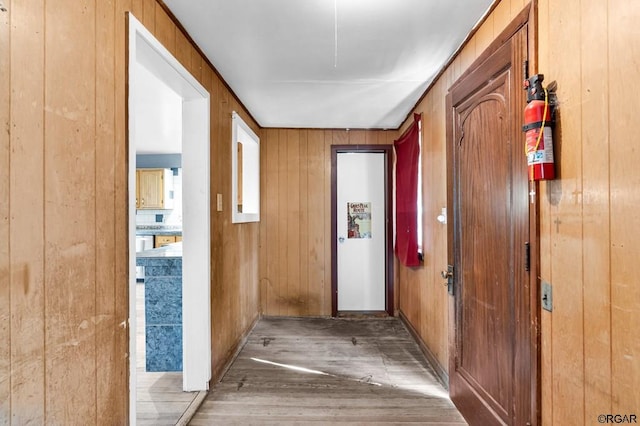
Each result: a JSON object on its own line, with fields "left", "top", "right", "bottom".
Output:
{"left": 189, "top": 317, "right": 466, "bottom": 425}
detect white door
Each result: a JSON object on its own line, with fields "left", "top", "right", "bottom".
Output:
{"left": 337, "top": 152, "right": 386, "bottom": 311}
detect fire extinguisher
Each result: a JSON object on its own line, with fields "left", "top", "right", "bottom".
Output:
{"left": 523, "top": 74, "right": 555, "bottom": 180}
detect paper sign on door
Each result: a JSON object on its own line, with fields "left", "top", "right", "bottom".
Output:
{"left": 347, "top": 202, "right": 372, "bottom": 239}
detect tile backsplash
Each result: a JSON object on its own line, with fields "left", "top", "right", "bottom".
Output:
{"left": 136, "top": 170, "right": 183, "bottom": 226}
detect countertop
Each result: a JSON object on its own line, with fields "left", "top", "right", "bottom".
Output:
{"left": 136, "top": 225, "right": 182, "bottom": 236}
{"left": 137, "top": 241, "right": 182, "bottom": 259}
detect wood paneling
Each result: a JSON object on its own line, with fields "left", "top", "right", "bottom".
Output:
{"left": 609, "top": 0, "right": 640, "bottom": 416}
{"left": 3, "top": 0, "right": 638, "bottom": 423}
{"left": 131, "top": 0, "right": 143, "bottom": 21}
{"left": 1, "top": 0, "right": 260, "bottom": 423}
{"left": 113, "top": 0, "right": 131, "bottom": 420}
{"left": 259, "top": 129, "right": 395, "bottom": 316}
{"left": 537, "top": 0, "right": 640, "bottom": 423}
{"left": 298, "top": 132, "right": 309, "bottom": 315}
{"left": 395, "top": 0, "right": 532, "bottom": 390}
{"left": 8, "top": 1, "right": 46, "bottom": 423}
{"left": 398, "top": 0, "right": 640, "bottom": 423}
{"left": 580, "top": 0, "right": 612, "bottom": 415}
{"left": 323, "top": 131, "right": 333, "bottom": 312}
{"left": 175, "top": 29, "right": 192, "bottom": 72}
{"left": 0, "top": 3, "right": 11, "bottom": 422}
{"left": 141, "top": 0, "right": 155, "bottom": 32}
{"left": 209, "top": 81, "right": 261, "bottom": 382}
{"left": 545, "top": 0, "right": 585, "bottom": 423}
{"left": 154, "top": 5, "right": 175, "bottom": 54}
{"left": 45, "top": 0, "right": 97, "bottom": 422}
{"left": 536, "top": 1, "right": 553, "bottom": 423}
{"left": 285, "top": 130, "right": 301, "bottom": 315}
{"left": 95, "top": 0, "right": 124, "bottom": 423}
{"left": 307, "top": 131, "right": 327, "bottom": 313}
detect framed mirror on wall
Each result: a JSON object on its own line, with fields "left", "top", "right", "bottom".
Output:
{"left": 231, "top": 111, "right": 260, "bottom": 223}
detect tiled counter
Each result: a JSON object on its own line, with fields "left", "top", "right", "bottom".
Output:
{"left": 135, "top": 225, "right": 182, "bottom": 236}
{"left": 136, "top": 242, "right": 182, "bottom": 372}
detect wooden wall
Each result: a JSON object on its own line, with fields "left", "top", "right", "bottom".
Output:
{"left": 397, "top": 0, "right": 640, "bottom": 423}
{"left": 0, "top": 0, "right": 260, "bottom": 423}
{"left": 2, "top": 0, "right": 637, "bottom": 423}
{"left": 537, "top": 0, "right": 640, "bottom": 423}
{"left": 396, "top": 0, "right": 529, "bottom": 380}
{"left": 259, "top": 129, "right": 396, "bottom": 316}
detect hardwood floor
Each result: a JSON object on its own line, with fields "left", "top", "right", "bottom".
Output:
{"left": 136, "top": 282, "right": 201, "bottom": 426}
{"left": 189, "top": 317, "right": 466, "bottom": 425}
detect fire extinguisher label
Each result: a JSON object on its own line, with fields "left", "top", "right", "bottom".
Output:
{"left": 526, "top": 127, "right": 554, "bottom": 165}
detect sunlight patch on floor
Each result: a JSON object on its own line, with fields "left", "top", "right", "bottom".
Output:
{"left": 250, "top": 356, "right": 451, "bottom": 399}
{"left": 250, "top": 357, "right": 331, "bottom": 376}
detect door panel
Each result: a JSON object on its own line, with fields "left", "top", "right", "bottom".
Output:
{"left": 448, "top": 23, "right": 533, "bottom": 426}
{"left": 458, "top": 77, "right": 512, "bottom": 421}
{"left": 336, "top": 152, "right": 386, "bottom": 311}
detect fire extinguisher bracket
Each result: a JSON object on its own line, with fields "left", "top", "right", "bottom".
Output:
{"left": 522, "top": 120, "right": 553, "bottom": 132}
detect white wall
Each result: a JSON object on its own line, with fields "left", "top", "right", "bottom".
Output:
{"left": 135, "top": 65, "right": 182, "bottom": 155}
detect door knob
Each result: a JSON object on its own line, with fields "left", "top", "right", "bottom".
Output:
{"left": 441, "top": 265, "right": 454, "bottom": 296}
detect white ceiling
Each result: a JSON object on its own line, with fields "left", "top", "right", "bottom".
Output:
{"left": 162, "top": 0, "right": 494, "bottom": 130}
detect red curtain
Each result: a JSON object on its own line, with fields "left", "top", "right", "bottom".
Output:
{"left": 394, "top": 113, "right": 421, "bottom": 267}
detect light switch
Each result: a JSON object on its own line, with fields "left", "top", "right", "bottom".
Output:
{"left": 216, "top": 193, "right": 223, "bottom": 212}
{"left": 541, "top": 281, "right": 553, "bottom": 312}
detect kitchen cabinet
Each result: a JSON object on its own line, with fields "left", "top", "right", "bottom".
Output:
{"left": 136, "top": 168, "right": 174, "bottom": 209}
{"left": 154, "top": 234, "right": 181, "bottom": 248}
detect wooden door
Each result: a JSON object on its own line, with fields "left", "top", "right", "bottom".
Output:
{"left": 446, "top": 21, "right": 536, "bottom": 425}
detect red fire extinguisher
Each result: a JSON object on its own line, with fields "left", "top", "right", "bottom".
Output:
{"left": 523, "top": 74, "right": 555, "bottom": 180}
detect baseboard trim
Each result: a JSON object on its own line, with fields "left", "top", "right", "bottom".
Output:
{"left": 175, "top": 390, "right": 207, "bottom": 426}
{"left": 399, "top": 311, "right": 449, "bottom": 390}
{"left": 210, "top": 314, "right": 261, "bottom": 385}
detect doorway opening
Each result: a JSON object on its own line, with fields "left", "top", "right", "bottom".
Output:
{"left": 331, "top": 145, "right": 394, "bottom": 317}
{"left": 128, "top": 14, "right": 211, "bottom": 424}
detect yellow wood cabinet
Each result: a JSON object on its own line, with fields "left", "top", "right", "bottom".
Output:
{"left": 136, "top": 168, "right": 174, "bottom": 209}
{"left": 154, "top": 235, "right": 177, "bottom": 248}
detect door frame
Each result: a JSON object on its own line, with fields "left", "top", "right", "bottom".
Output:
{"left": 127, "top": 13, "right": 211, "bottom": 423}
{"left": 331, "top": 145, "right": 394, "bottom": 317}
{"left": 445, "top": 4, "right": 540, "bottom": 425}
